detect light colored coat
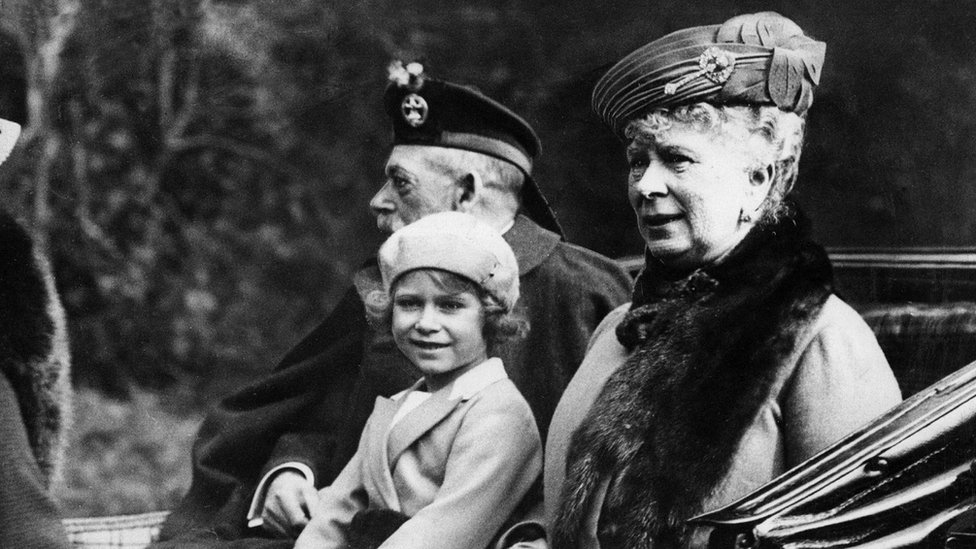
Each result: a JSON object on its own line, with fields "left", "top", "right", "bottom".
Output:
{"left": 162, "top": 216, "right": 630, "bottom": 544}
{"left": 545, "top": 297, "right": 901, "bottom": 548}
{"left": 295, "top": 358, "right": 542, "bottom": 549}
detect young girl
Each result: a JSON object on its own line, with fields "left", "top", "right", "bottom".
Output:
{"left": 294, "top": 211, "right": 542, "bottom": 549}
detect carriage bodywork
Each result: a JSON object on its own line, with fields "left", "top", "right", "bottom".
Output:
{"left": 691, "top": 358, "right": 976, "bottom": 548}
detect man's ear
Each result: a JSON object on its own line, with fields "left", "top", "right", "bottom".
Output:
{"left": 454, "top": 171, "right": 482, "bottom": 213}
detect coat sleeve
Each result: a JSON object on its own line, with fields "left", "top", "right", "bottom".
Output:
{"left": 258, "top": 263, "right": 417, "bottom": 489}
{"left": 380, "top": 388, "right": 543, "bottom": 549}
{"left": 159, "top": 284, "right": 367, "bottom": 541}
{"left": 292, "top": 423, "right": 372, "bottom": 549}
{"left": 511, "top": 242, "right": 631, "bottom": 442}
{"left": 547, "top": 243, "right": 633, "bottom": 358}
{"left": 781, "top": 297, "right": 903, "bottom": 466}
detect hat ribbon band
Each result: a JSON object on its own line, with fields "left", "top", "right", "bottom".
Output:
{"left": 439, "top": 130, "right": 533, "bottom": 175}
{"left": 664, "top": 47, "right": 737, "bottom": 96}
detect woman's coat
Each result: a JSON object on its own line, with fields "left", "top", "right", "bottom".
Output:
{"left": 546, "top": 217, "right": 902, "bottom": 549}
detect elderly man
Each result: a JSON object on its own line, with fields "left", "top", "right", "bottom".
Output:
{"left": 155, "top": 64, "right": 631, "bottom": 548}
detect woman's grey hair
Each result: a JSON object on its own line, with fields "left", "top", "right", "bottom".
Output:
{"left": 624, "top": 103, "right": 806, "bottom": 225}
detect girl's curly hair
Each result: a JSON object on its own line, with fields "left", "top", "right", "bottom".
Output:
{"left": 363, "top": 269, "right": 528, "bottom": 352}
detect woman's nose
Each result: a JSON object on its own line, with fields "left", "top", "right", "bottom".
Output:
{"left": 633, "top": 164, "right": 669, "bottom": 199}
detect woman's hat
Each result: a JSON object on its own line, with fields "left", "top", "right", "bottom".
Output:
{"left": 384, "top": 61, "right": 563, "bottom": 237}
{"left": 378, "top": 211, "right": 520, "bottom": 310}
{"left": 592, "top": 12, "right": 826, "bottom": 139}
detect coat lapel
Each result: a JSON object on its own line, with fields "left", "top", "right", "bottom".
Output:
{"left": 365, "top": 396, "right": 402, "bottom": 510}
{"left": 386, "top": 394, "right": 461, "bottom": 469}
{"left": 505, "top": 215, "right": 560, "bottom": 276}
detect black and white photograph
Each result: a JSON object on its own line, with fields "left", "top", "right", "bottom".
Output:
{"left": 1, "top": 1, "right": 975, "bottom": 547}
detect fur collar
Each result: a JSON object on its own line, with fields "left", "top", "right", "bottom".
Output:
{"left": 0, "top": 211, "right": 71, "bottom": 486}
{"left": 552, "top": 215, "right": 833, "bottom": 548}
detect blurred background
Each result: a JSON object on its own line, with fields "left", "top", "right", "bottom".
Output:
{"left": 0, "top": 0, "right": 973, "bottom": 518}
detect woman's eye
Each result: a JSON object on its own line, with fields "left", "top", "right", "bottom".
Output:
{"left": 628, "top": 157, "right": 648, "bottom": 180}
{"left": 660, "top": 150, "right": 692, "bottom": 166}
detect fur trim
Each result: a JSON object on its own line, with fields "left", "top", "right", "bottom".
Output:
{"left": 553, "top": 217, "right": 833, "bottom": 548}
{"left": 0, "top": 211, "right": 71, "bottom": 487}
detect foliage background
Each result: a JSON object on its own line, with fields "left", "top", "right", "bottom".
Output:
{"left": 0, "top": 0, "right": 973, "bottom": 516}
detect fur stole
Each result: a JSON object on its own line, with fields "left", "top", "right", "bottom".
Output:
{"left": 0, "top": 211, "right": 71, "bottom": 486}
{"left": 552, "top": 215, "right": 833, "bottom": 548}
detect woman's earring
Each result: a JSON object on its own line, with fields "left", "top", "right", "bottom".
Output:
{"left": 738, "top": 209, "right": 753, "bottom": 224}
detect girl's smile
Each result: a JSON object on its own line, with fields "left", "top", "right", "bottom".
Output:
{"left": 391, "top": 270, "right": 488, "bottom": 391}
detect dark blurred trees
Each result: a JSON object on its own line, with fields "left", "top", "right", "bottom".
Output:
{"left": 0, "top": 0, "right": 395, "bottom": 400}
{"left": 0, "top": 0, "right": 974, "bottom": 404}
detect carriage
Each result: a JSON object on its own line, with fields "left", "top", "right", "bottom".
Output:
{"left": 64, "top": 249, "right": 976, "bottom": 548}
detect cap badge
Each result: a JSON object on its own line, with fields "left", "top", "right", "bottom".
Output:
{"left": 401, "top": 93, "right": 429, "bottom": 127}
{"left": 664, "top": 47, "right": 736, "bottom": 95}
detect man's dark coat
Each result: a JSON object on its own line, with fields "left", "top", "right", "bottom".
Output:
{"left": 156, "top": 215, "right": 632, "bottom": 548}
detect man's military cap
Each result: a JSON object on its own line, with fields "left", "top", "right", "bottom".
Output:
{"left": 592, "top": 12, "right": 826, "bottom": 139}
{"left": 384, "top": 61, "right": 563, "bottom": 236}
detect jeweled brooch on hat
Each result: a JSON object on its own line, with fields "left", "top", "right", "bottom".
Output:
{"left": 664, "top": 47, "right": 736, "bottom": 95}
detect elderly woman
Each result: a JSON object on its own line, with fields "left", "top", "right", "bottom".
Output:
{"left": 535, "top": 12, "right": 901, "bottom": 549}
